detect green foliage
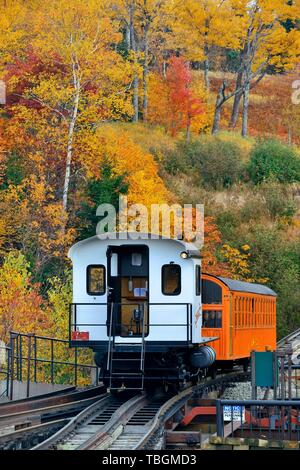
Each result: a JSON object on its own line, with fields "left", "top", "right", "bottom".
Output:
{"left": 261, "top": 181, "right": 297, "bottom": 219}
{"left": 238, "top": 182, "right": 297, "bottom": 222}
{"left": 216, "top": 209, "right": 241, "bottom": 241}
{"left": 77, "top": 161, "right": 129, "bottom": 240}
{"left": 1, "top": 151, "right": 24, "bottom": 188}
{"left": 164, "top": 138, "right": 244, "bottom": 189}
{"left": 248, "top": 139, "right": 300, "bottom": 184}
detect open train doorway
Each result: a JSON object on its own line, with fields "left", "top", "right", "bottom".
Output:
{"left": 106, "top": 245, "right": 149, "bottom": 338}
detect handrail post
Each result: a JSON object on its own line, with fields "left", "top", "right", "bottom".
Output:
{"left": 26, "top": 333, "right": 33, "bottom": 398}
{"left": 9, "top": 332, "right": 16, "bottom": 401}
{"left": 34, "top": 334, "right": 37, "bottom": 383}
{"left": 19, "top": 334, "right": 23, "bottom": 382}
{"left": 107, "top": 302, "right": 114, "bottom": 371}
{"left": 6, "top": 345, "right": 10, "bottom": 398}
{"left": 216, "top": 400, "right": 224, "bottom": 437}
{"left": 16, "top": 334, "right": 19, "bottom": 381}
{"left": 74, "top": 346, "right": 78, "bottom": 386}
{"left": 51, "top": 338, "right": 54, "bottom": 384}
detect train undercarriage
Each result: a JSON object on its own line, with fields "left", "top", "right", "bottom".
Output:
{"left": 94, "top": 344, "right": 216, "bottom": 391}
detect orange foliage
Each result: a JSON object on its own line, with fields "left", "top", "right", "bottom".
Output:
{"left": 148, "top": 57, "right": 207, "bottom": 138}
{"left": 202, "top": 216, "right": 231, "bottom": 277}
{"left": 0, "top": 251, "right": 49, "bottom": 342}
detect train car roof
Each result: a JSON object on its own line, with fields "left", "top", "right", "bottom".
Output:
{"left": 203, "top": 274, "right": 277, "bottom": 297}
{"left": 68, "top": 232, "right": 201, "bottom": 259}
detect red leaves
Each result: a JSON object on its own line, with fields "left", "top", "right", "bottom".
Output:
{"left": 148, "top": 56, "right": 204, "bottom": 137}
{"left": 166, "top": 56, "right": 204, "bottom": 137}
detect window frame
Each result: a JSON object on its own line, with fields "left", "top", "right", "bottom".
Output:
{"left": 161, "top": 264, "right": 181, "bottom": 296}
{"left": 86, "top": 264, "right": 106, "bottom": 296}
{"left": 196, "top": 265, "right": 201, "bottom": 296}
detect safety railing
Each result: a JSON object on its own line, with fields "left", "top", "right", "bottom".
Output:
{"left": 0, "top": 343, "right": 10, "bottom": 398}
{"left": 216, "top": 399, "right": 300, "bottom": 441}
{"left": 69, "top": 302, "right": 193, "bottom": 344}
{"left": 3, "top": 331, "right": 99, "bottom": 399}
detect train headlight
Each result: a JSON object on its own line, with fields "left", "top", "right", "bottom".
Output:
{"left": 180, "top": 251, "right": 189, "bottom": 259}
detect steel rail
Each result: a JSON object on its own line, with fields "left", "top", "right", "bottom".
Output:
{"left": 0, "top": 418, "right": 69, "bottom": 450}
{"left": 0, "top": 394, "right": 103, "bottom": 429}
{"left": 135, "top": 371, "right": 250, "bottom": 450}
{"left": 0, "top": 385, "right": 105, "bottom": 416}
{"left": 81, "top": 393, "right": 148, "bottom": 450}
{"left": 277, "top": 328, "right": 300, "bottom": 349}
{"left": 31, "top": 392, "right": 116, "bottom": 449}
{"left": 0, "top": 386, "right": 76, "bottom": 408}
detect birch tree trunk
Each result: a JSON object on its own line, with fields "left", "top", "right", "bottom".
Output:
{"left": 62, "top": 58, "right": 80, "bottom": 212}
{"left": 129, "top": 3, "right": 139, "bottom": 122}
{"left": 203, "top": 42, "right": 210, "bottom": 90}
{"left": 241, "top": 80, "right": 250, "bottom": 137}
{"left": 212, "top": 83, "right": 225, "bottom": 134}
{"left": 142, "top": 22, "right": 149, "bottom": 121}
{"left": 229, "top": 70, "right": 243, "bottom": 128}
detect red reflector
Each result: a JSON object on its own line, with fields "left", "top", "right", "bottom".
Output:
{"left": 71, "top": 331, "right": 89, "bottom": 341}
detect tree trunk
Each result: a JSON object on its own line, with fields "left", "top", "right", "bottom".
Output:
{"left": 186, "top": 118, "right": 191, "bottom": 143}
{"left": 212, "top": 105, "right": 222, "bottom": 135}
{"left": 143, "top": 22, "right": 149, "bottom": 121}
{"left": 204, "top": 58, "right": 210, "bottom": 90}
{"left": 203, "top": 41, "right": 210, "bottom": 90}
{"left": 133, "top": 75, "right": 139, "bottom": 122}
{"left": 62, "top": 61, "right": 80, "bottom": 213}
{"left": 130, "top": 4, "right": 139, "bottom": 122}
{"left": 162, "top": 60, "right": 167, "bottom": 78}
{"left": 229, "top": 70, "right": 243, "bottom": 128}
{"left": 125, "top": 25, "right": 130, "bottom": 49}
{"left": 242, "top": 81, "right": 250, "bottom": 138}
{"left": 212, "top": 83, "right": 226, "bottom": 135}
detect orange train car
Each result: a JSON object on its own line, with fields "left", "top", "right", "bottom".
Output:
{"left": 201, "top": 274, "right": 277, "bottom": 371}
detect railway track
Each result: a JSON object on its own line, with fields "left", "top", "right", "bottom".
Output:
{"left": 4, "top": 327, "right": 300, "bottom": 451}
{"left": 32, "top": 391, "right": 169, "bottom": 450}
{"left": 31, "top": 370, "right": 249, "bottom": 451}
{"left": 136, "top": 370, "right": 250, "bottom": 450}
{"left": 0, "top": 385, "right": 106, "bottom": 448}
{"left": 277, "top": 328, "right": 300, "bottom": 364}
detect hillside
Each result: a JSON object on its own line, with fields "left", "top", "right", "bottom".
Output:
{"left": 0, "top": 0, "right": 299, "bottom": 342}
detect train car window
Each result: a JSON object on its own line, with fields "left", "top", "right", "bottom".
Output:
{"left": 87, "top": 265, "right": 106, "bottom": 295}
{"left": 196, "top": 265, "right": 201, "bottom": 296}
{"left": 203, "top": 310, "right": 222, "bottom": 328}
{"left": 202, "top": 279, "right": 222, "bottom": 304}
{"left": 162, "top": 264, "right": 181, "bottom": 295}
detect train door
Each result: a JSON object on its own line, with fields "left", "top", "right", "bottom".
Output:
{"left": 106, "top": 245, "right": 149, "bottom": 338}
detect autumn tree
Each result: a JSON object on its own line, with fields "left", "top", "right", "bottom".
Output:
{"left": 4, "top": 0, "right": 134, "bottom": 217}
{"left": 228, "top": 0, "right": 300, "bottom": 136}
{"left": 148, "top": 57, "right": 204, "bottom": 139}
{"left": 108, "top": 0, "right": 172, "bottom": 121}
{"left": 172, "top": 0, "right": 245, "bottom": 90}
{"left": 0, "top": 251, "right": 48, "bottom": 342}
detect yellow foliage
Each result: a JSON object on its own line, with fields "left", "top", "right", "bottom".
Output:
{"left": 77, "top": 126, "right": 173, "bottom": 207}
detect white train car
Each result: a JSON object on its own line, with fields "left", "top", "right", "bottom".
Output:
{"left": 68, "top": 232, "right": 216, "bottom": 390}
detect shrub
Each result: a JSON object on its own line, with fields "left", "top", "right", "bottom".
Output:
{"left": 164, "top": 138, "right": 244, "bottom": 189}
{"left": 248, "top": 139, "right": 300, "bottom": 184}
{"left": 261, "top": 181, "right": 297, "bottom": 219}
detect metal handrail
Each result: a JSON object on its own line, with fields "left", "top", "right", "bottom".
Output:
{"left": 6, "top": 331, "right": 99, "bottom": 399}
{"left": 70, "top": 302, "right": 193, "bottom": 347}
{"left": 140, "top": 303, "right": 146, "bottom": 372}
{"left": 106, "top": 302, "right": 114, "bottom": 371}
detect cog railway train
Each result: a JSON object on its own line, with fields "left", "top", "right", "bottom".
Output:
{"left": 68, "top": 233, "right": 277, "bottom": 391}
